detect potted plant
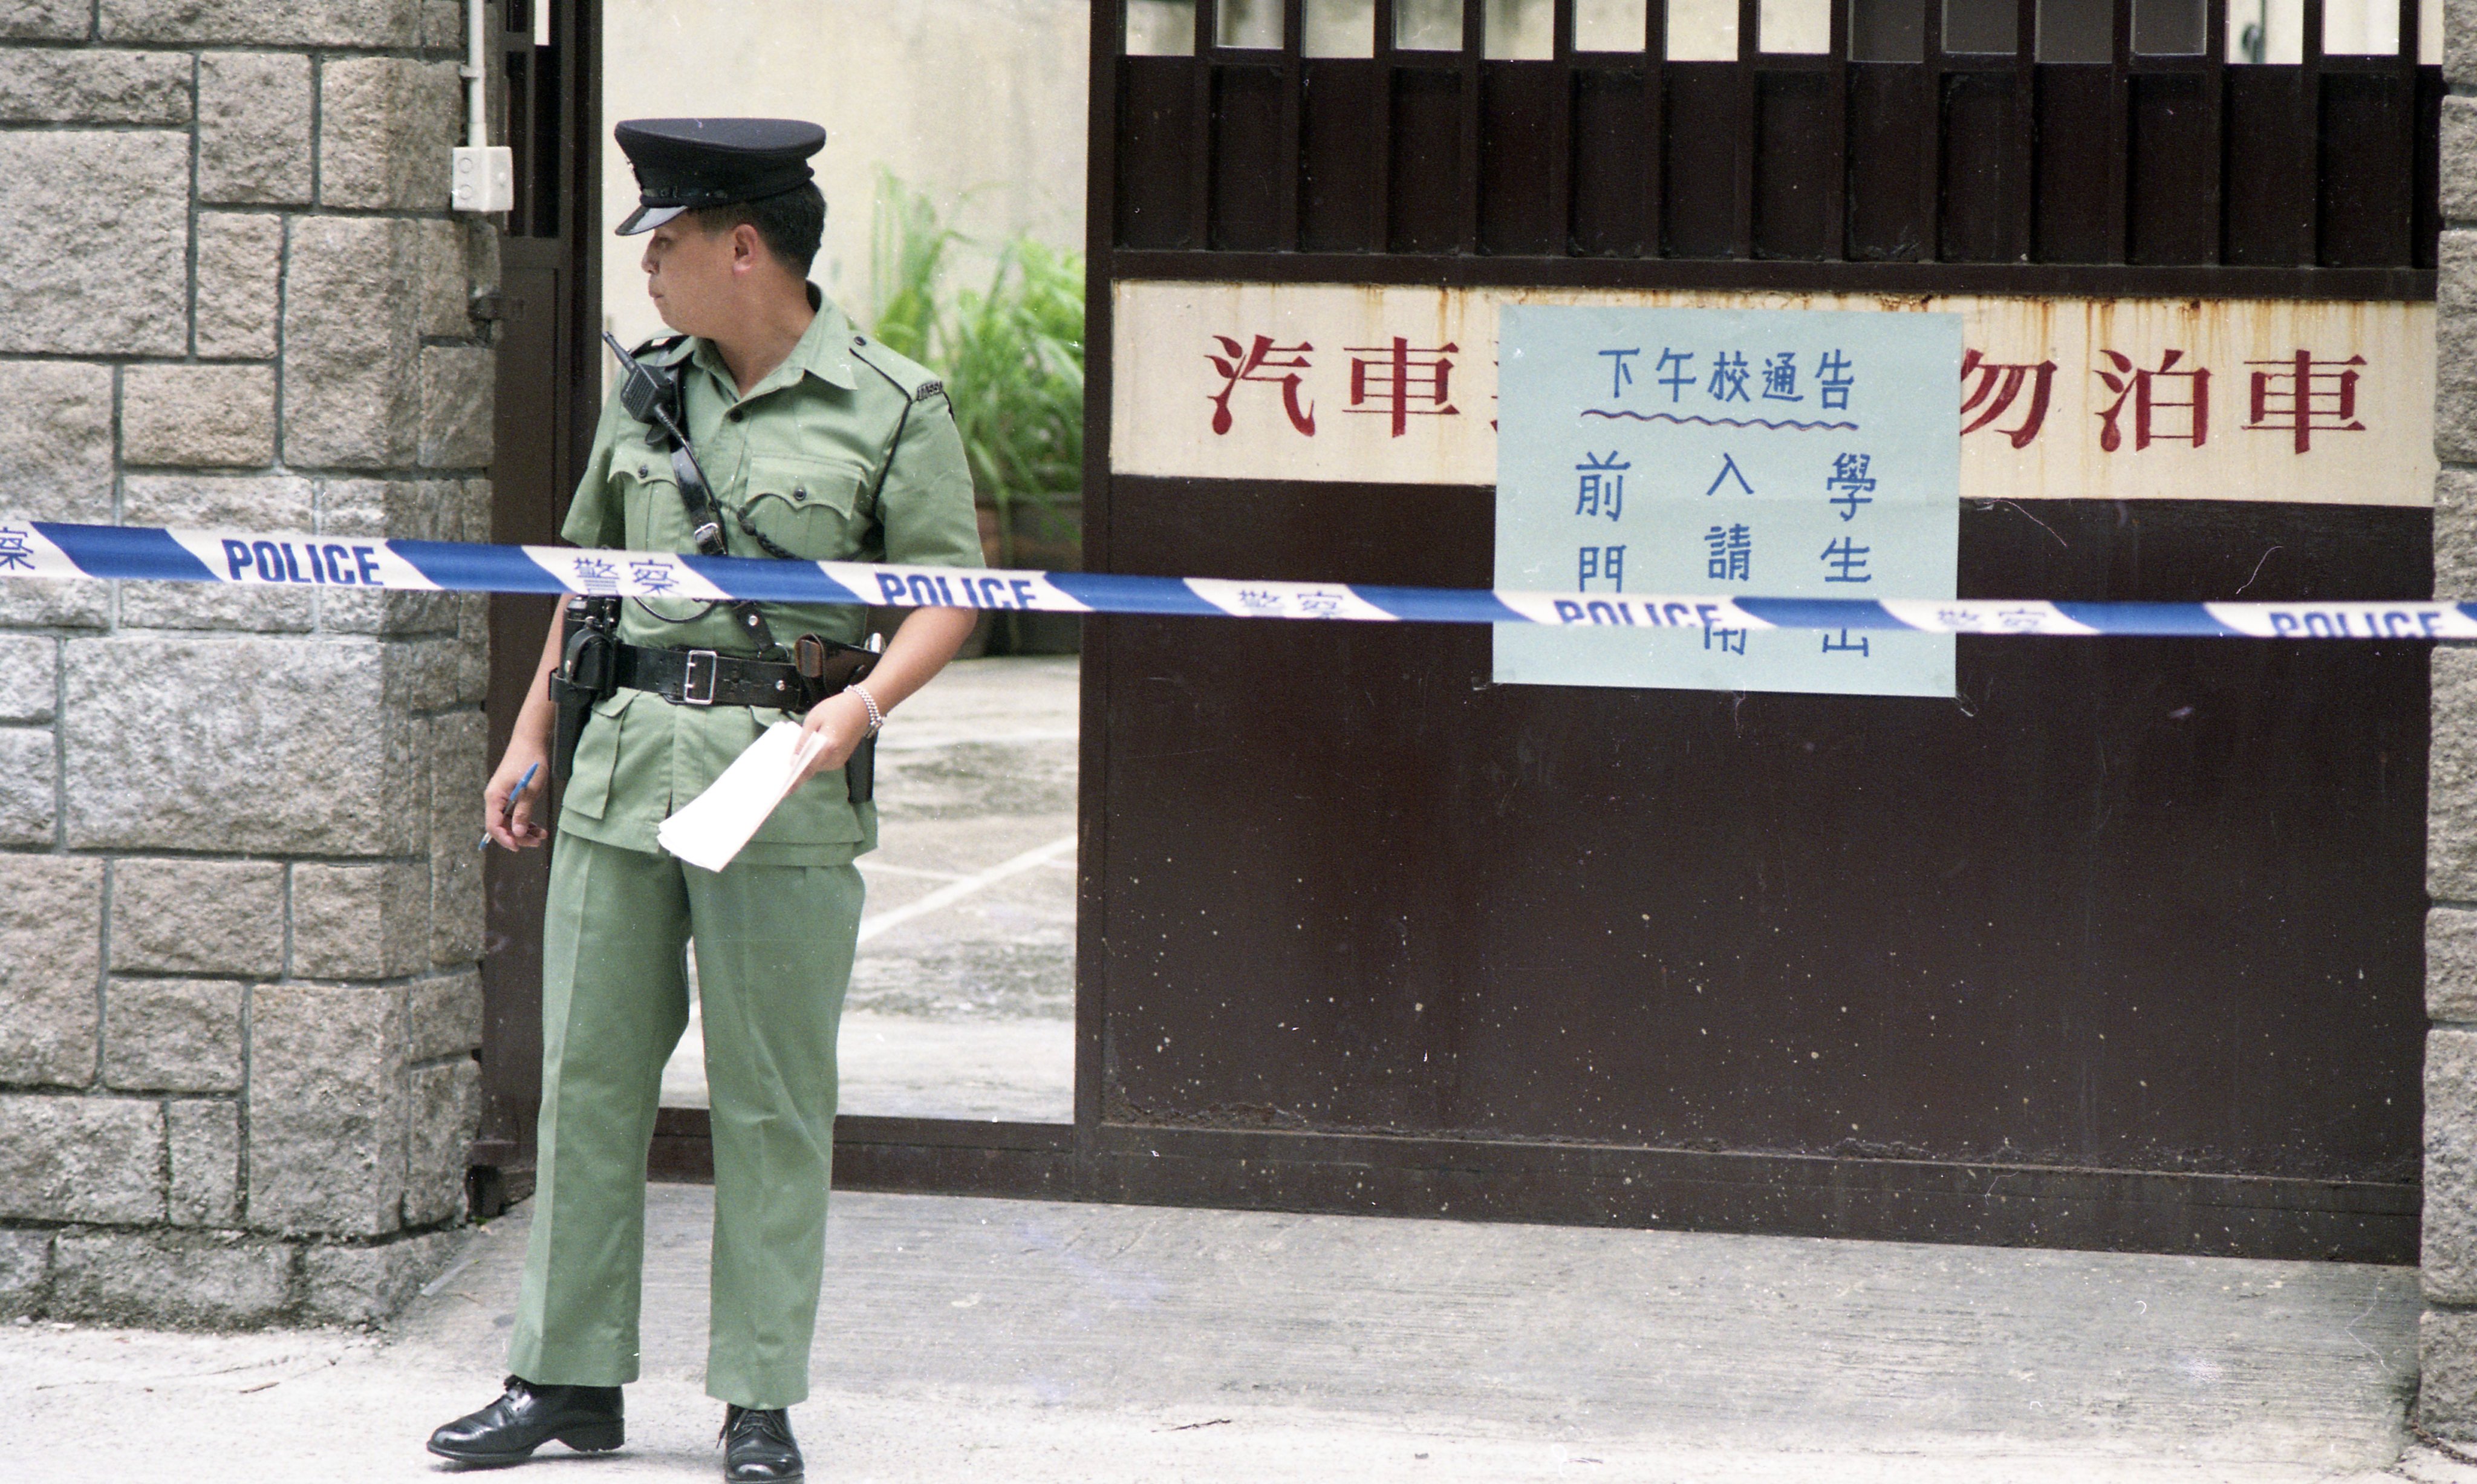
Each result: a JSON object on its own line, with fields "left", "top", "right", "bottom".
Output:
{"left": 870, "top": 174, "right": 1084, "bottom": 654}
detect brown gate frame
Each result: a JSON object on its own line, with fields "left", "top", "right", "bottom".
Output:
{"left": 512, "top": 0, "right": 2437, "bottom": 1265}
{"left": 474, "top": 0, "right": 604, "bottom": 1214}
{"left": 1052, "top": 0, "right": 2436, "bottom": 1265}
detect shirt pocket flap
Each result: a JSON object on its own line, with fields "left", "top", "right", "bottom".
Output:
{"left": 742, "top": 455, "right": 869, "bottom": 561}
{"left": 610, "top": 440, "right": 679, "bottom": 492}
{"left": 747, "top": 455, "right": 865, "bottom": 517}
{"left": 564, "top": 689, "right": 638, "bottom": 820}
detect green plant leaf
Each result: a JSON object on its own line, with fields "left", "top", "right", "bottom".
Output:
{"left": 865, "top": 174, "right": 1086, "bottom": 569}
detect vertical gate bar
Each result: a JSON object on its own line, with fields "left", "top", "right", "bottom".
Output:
{"left": 2420, "top": 0, "right": 2439, "bottom": 264}
{"left": 559, "top": 0, "right": 595, "bottom": 476}
{"left": 511, "top": 13, "right": 535, "bottom": 235}
{"left": 2202, "top": 0, "right": 2227, "bottom": 263}
{"left": 1283, "top": 0, "right": 1306, "bottom": 250}
{"left": 1826, "top": 0, "right": 1851, "bottom": 259}
{"left": 1376, "top": 0, "right": 1398, "bottom": 248}
{"left": 2300, "top": 0, "right": 2323, "bottom": 262}
{"left": 1647, "top": 0, "right": 1667, "bottom": 254}
{"left": 1735, "top": 0, "right": 1760, "bottom": 255}
{"left": 1921, "top": 0, "right": 1945, "bottom": 258}
{"left": 1075, "top": 0, "right": 1122, "bottom": 1155}
{"left": 2105, "top": 0, "right": 2131, "bottom": 260}
{"left": 1191, "top": 0, "right": 1218, "bottom": 247}
{"left": 2398, "top": 0, "right": 2420, "bottom": 260}
{"left": 2011, "top": 0, "right": 2036, "bottom": 259}
{"left": 1463, "top": 0, "right": 1486, "bottom": 252}
{"left": 1554, "top": 0, "right": 1577, "bottom": 253}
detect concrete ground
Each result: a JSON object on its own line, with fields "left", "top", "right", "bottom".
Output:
{"left": 18, "top": 654, "right": 2455, "bottom": 1480}
{"left": 0, "top": 1183, "right": 2459, "bottom": 1483}
{"left": 661, "top": 656, "right": 1078, "bottom": 1122}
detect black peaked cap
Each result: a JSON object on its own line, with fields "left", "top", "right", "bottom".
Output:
{"left": 614, "top": 117, "right": 827, "bottom": 235}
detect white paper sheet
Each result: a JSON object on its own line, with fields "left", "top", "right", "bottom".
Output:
{"left": 656, "top": 720, "right": 824, "bottom": 873}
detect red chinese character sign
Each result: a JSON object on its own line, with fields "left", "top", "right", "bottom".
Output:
{"left": 1110, "top": 284, "right": 2435, "bottom": 507}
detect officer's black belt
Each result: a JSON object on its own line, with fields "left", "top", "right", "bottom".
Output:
{"left": 610, "top": 642, "right": 820, "bottom": 711}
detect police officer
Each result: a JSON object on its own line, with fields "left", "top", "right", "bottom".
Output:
{"left": 428, "top": 119, "right": 983, "bottom": 1482}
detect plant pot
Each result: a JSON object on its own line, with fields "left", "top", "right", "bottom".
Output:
{"left": 977, "top": 495, "right": 1082, "bottom": 656}
{"left": 976, "top": 494, "right": 1082, "bottom": 573}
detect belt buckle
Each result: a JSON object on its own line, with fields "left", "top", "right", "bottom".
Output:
{"left": 680, "top": 649, "right": 719, "bottom": 706}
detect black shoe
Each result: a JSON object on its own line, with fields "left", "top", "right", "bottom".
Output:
{"left": 720, "top": 1405, "right": 802, "bottom": 1482}
{"left": 428, "top": 1375, "right": 625, "bottom": 1466}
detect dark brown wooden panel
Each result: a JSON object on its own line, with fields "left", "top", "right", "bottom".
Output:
{"left": 2319, "top": 71, "right": 2415, "bottom": 268}
{"left": 2417, "top": 65, "right": 2443, "bottom": 269}
{"left": 2034, "top": 65, "right": 2116, "bottom": 261}
{"left": 2127, "top": 71, "right": 2217, "bottom": 264}
{"left": 1301, "top": 58, "right": 1388, "bottom": 252}
{"left": 1754, "top": 70, "right": 1834, "bottom": 259}
{"left": 1084, "top": 25, "right": 2442, "bottom": 1264}
{"left": 1113, "top": 46, "right": 2441, "bottom": 279}
{"left": 2222, "top": 67, "right": 2309, "bottom": 265}
{"left": 1481, "top": 61, "right": 1566, "bottom": 255}
{"left": 1210, "top": 63, "right": 1291, "bottom": 251}
{"left": 1570, "top": 67, "right": 1652, "bottom": 256}
{"left": 1939, "top": 70, "right": 2020, "bottom": 261}
{"left": 1662, "top": 62, "right": 1740, "bottom": 257}
{"left": 1846, "top": 63, "right": 1932, "bottom": 259}
{"left": 1118, "top": 56, "right": 1200, "bottom": 249}
{"left": 1094, "top": 479, "right": 2429, "bottom": 1190}
{"left": 1389, "top": 65, "right": 1465, "bottom": 252}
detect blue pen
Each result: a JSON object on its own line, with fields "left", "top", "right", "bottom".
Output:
{"left": 481, "top": 761, "right": 543, "bottom": 850}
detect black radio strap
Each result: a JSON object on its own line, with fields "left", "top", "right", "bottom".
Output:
{"left": 665, "top": 441, "right": 780, "bottom": 654}
{"left": 602, "top": 332, "right": 783, "bottom": 656}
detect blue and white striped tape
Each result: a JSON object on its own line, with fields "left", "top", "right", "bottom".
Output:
{"left": 0, "top": 518, "right": 2462, "bottom": 641}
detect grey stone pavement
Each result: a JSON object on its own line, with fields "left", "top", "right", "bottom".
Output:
{"left": 5, "top": 656, "right": 2467, "bottom": 1481}
{"left": 0, "top": 1184, "right": 2458, "bottom": 1483}
{"left": 663, "top": 655, "right": 1077, "bottom": 1122}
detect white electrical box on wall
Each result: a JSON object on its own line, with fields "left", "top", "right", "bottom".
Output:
{"left": 452, "top": 146, "right": 513, "bottom": 213}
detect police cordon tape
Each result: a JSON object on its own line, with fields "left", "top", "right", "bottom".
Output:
{"left": 2, "top": 518, "right": 2467, "bottom": 641}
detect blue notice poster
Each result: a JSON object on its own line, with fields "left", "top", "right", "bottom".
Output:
{"left": 1494, "top": 305, "right": 1961, "bottom": 697}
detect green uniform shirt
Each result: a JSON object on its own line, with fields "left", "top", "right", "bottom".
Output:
{"left": 558, "top": 291, "right": 983, "bottom": 866}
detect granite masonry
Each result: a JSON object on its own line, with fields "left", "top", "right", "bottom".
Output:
{"left": 0, "top": 1, "right": 495, "bottom": 1326}
{"left": 2432, "top": 0, "right": 2477, "bottom": 1434}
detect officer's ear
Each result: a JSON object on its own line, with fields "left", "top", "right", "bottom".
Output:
{"left": 727, "top": 220, "right": 769, "bottom": 278}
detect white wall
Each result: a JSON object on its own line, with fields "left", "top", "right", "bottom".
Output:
{"left": 600, "top": 0, "right": 1089, "bottom": 352}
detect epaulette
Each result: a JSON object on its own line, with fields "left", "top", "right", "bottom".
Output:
{"left": 631, "top": 333, "right": 692, "bottom": 366}
{"left": 847, "top": 333, "right": 946, "bottom": 404}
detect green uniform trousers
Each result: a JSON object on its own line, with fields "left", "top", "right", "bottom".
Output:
{"left": 506, "top": 830, "right": 863, "bottom": 1409}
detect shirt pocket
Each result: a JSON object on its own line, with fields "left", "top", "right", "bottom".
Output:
{"left": 560, "top": 688, "right": 639, "bottom": 821}
{"left": 740, "top": 454, "right": 870, "bottom": 561}
{"left": 608, "top": 442, "right": 683, "bottom": 547}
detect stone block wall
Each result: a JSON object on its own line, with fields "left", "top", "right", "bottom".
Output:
{"left": 0, "top": 2, "right": 494, "bottom": 1327}
{"left": 2438, "top": 0, "right": 2477, "bottom": 1433}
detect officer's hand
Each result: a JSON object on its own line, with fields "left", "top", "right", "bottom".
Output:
{"left": 792, "top": 690, "right": 870, "bottom": 787}
{"left": 485, "top": 748, "right": 553, "bottom": 851}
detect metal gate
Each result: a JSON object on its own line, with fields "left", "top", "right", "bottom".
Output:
{"left": 481, "top": 0, "right": 2440, "bottom": 1262}
{"left": 1072, "top": 0, "right": 2439, "bottom": 1262}
{"left": 473, "top": 0, "right": 601, "bottom": 1214}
